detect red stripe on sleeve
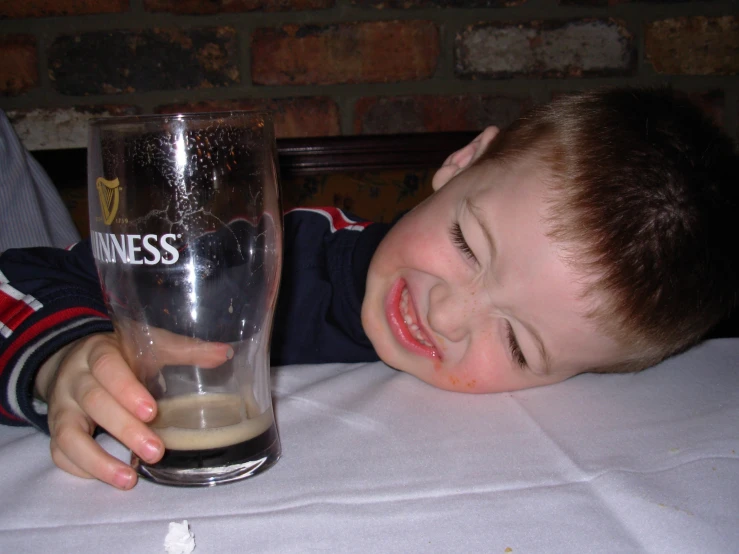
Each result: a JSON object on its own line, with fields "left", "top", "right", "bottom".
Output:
{"left": 0, "top": 291, "right": 37, "bottom": 333}
{"left": 285, "top": 207, "right": 372, "bottom": 233}
{"left": 324, "top": 207, "right": 372, "bottom": 231}
{"left": 0, "top": 307, "right": 108, "bottom": 421}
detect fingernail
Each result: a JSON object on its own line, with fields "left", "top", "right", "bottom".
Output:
{"left": 141, "top": 439, "right": 163, "bottom": 463}
{"left": 113, "top": 469, "right": 135, "bottom": 490}
{"left": 225, "top": 347, "right": 234, "bottom": 360}
{"left": 136, "top": 402, "right": 154, "bottom": 421}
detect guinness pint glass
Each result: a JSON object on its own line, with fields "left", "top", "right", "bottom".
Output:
{"left": 87, "top": 112, "right": 282, "bottom": 486}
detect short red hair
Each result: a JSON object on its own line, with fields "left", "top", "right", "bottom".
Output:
{"left": 481, "top": 87, "right": 738, "bottom": 372}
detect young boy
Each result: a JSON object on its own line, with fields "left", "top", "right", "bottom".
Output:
{"left": 1, "top": 87, "right": 736, "bottom": 490}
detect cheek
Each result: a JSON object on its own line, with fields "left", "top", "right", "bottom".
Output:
{"left": 377, "top": 221, "right": 448, "bottom": 272}
{"left": 438, "top": 334, "right": 513, "bottom": 392}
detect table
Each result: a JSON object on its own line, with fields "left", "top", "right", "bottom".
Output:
{"left": 1, "top": 339, "right": 737, "bottom": 553}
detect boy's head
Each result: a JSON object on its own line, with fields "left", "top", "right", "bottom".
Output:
{"left": 361, "top": 87, "right": 738, "bottom": 393}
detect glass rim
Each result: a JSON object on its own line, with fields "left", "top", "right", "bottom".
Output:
{"left": 88, "top": 109, "right": 274, "bottom": 127}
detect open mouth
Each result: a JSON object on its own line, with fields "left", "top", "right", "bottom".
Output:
{"left": 385, "top": 279, "right": 439, "bottom": 359}
{"left": 400, "top": 287, "right": 433, "bottom": 347}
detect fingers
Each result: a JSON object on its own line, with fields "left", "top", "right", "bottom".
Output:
{"left": 50, "top": 446, "right": 94, "bottom": 480}
{"left": 74, "top": 378, "right": 164, "bottom": 467}
{"left": 43, "top": 329, "right": 232, "bottom": 490}
{"left": 46, "top": 334, "right": 164, "bottom": 490}
{"left": 86, "top": 337, "right": 157, "bottom": 422}
{"left": 148, "top": 327, "right": 234, "bottom": 368}
{"left": 49, "top": 378, "right": 163, "bottom": 489}
{"left": 49, "top": 414, "right": 138, "bottom": 490}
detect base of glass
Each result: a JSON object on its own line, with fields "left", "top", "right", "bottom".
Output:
{"left": 133, "top": 425, "right": 281, "bottom": 487}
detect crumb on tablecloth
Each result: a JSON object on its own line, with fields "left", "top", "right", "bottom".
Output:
{"left": 164, "top": 520, "right": 195, "bottom": 554}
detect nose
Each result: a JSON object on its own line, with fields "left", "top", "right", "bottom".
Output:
{"left": 427, "top": 283, "right": 481, "bottom": 343}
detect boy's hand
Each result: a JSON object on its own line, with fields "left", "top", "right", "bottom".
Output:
{"left": 35, "top": 331, "right": 233, "bottom": 490}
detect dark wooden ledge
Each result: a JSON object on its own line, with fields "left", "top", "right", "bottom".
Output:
{"left": 32, "top": 131, "right": 478, "bottom": 188}
{"left": 275, "top": 132, "right": 476, "bottom": 177}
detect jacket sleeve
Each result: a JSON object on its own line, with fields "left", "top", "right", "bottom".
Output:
{"left": 0, "top": 208, "right": 389, "bottom": 430}
{"left": 0, "top": 240, "right": 112, "bottom": 431}
{"left": 271, "top": 208, "right": 389, "bottom": 366}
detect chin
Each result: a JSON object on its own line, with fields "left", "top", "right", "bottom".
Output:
{"left": 377, "top": 350, "right": 433, "bottom": 384}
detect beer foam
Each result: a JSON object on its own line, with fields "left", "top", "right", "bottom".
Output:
{"left": 152, "top": 393, "right": 273, "bottom": 451}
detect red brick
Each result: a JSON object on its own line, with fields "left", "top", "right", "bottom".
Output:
{"left": 144, "top": 0, "right": 333, "bottom": 13}
{"left": 353, "top": 0, "right": 524, "bottom": 6}
{"left": 0, "top": 35, "right": 38, "bottom": 96}
{"left": 252, "top": 21, "right": 439, "bottom": 86}
{"left": 48, "top": 28, "right": 239, "bottom": 95}
{"left": 354, "top": 94, "right": 531, "bottom": 134}
{"left": 156, "top": 97, "right": 340, "bottom": 138}
{"left": 645, "top": 16, "right": 739, "bottom": 75}
{"left": 559, "top": 0, "right": 641, "bottom": 4}
{"left": 561, "top": 0, "right": 718, "bottom": 3}
{"left": 0, "top": 0, "right": 128, "bottom": 18}
{"left": 456, "top": 19, "right": 635, "bottom": 78}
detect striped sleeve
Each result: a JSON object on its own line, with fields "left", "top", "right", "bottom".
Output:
{"left": 0, "top": 242, "right": 112, "bottom": 432}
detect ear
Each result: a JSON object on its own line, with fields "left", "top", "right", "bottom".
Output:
{"left": 431, "top": 126, "right": 500, "bottom": 191}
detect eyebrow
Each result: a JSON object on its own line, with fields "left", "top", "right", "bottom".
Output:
{"left": 466, "top": 198, "right": 553, "bottom": 375}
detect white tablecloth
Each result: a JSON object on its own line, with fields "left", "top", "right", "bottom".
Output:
{"left": 1, "top": 339, "right": 737, "bottom": 553}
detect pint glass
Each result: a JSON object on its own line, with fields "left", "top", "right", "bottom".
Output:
{"left": 87, "top": 112, "right": 282, "bottom": 486}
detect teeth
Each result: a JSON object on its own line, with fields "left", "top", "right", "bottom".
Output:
{"left": 399, "top": 287, "right": 432, "bottom": 347}
{"left": 416, "top": 335, "right": 432, "bottom": 347}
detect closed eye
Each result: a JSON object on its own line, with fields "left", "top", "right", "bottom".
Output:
{"left": 450, "top": 221, "right": 477, "bottom": 263}
{"left": 506, "top": 322, "right": 528, "bottom": 368}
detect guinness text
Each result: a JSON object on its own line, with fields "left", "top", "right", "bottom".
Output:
{"left": 91, "top": 231, "right": 180, "bottom": 265}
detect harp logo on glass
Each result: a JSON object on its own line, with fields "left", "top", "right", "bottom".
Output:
{"left": 96, "top": 177, "right": 121, "bottom": 225}
{"left": 92, "top": 176, "right": 180, "bottom": 266}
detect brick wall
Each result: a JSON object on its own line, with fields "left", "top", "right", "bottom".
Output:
{"left": 0, "top": 0, "right": 737, "bottom": 150}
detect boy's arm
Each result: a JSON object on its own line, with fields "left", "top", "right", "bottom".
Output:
{"left": 0, "top": 208, "right": 389, "bottom": 430}
{"left": 0, "top": 241, "right": 112, "bottom": 431}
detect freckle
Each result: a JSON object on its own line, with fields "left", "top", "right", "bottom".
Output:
{"left": 467, "top": 380, "right": 476, "bottom": 388}
{"left": 449, "top": 376, "right": 459, "bottom": 385}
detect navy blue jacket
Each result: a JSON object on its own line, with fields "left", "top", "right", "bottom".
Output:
{"left": 0, "top": 207, "right": 390, "bottom": 431}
